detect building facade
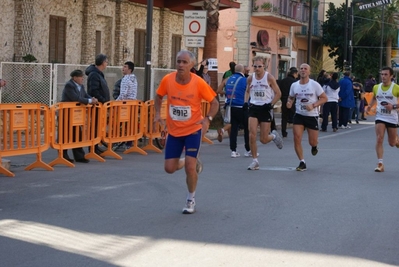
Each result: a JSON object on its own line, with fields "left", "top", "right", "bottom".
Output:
{"left": 217, "top": 0, "right": 327, "bottom": 79}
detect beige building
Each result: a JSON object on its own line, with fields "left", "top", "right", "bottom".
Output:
{"left": 0, "top": 0, "right": 239, "bottom": 68}
{"left": 217, "top": 0, "right": 331, "bottom": 79}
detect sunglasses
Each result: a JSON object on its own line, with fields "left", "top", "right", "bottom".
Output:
{"left": 253, "top": 65, "right": 263, "bottom": 68}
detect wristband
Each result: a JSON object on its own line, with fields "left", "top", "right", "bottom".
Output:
{"left": 393, "top": 104, "right": 397, "bottom": 110}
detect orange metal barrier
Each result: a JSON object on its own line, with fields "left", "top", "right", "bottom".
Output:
{"left": 101, "top": 100, "right": 147, "bottom": 159}
{"left": 364, "top": 92, "right": 376, "bottom": 116}
{"left": 49, "top": 102, "right": 104, "bottom": 166}
{"left": 142, "top": 100, "right": 167, "bottom": 153}
{"left": 0, "top": 104, "right": 53, "bottom": 177}
{"left": 201, "top": 100, "right": 213, "bottom": 144}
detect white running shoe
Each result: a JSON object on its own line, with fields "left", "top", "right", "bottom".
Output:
{"left": 182, "top": 199, "right": 196, "bottom": 214}
{"left": 244, "top": 150, "right": 259, "bottom": 157}
{"left": 247, "top": 160, "right": 260, "bottom": 170}
{"left": 231, "top": 151, "right": 240, "bottom": 158}
{"left": 272, "top": 130, "right": 283, "bottom": 149}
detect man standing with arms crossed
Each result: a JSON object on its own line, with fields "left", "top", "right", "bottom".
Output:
{"left": 366, "top": 67, "right": 399, "bottom": 172}
{"left": 287, "top": 63, "right": 327, "bottom": 171}
{"left": 245, "top": 56, "right": 283, "bottom": 170}
{"left": 154, "top": 50, "right": 219, "bottom": 214}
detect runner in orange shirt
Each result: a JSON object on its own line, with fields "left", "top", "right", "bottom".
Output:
{"left": 154, "top": 50, "right": 219, "bottom": 214}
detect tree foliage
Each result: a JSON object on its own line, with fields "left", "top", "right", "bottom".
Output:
{"left": 322, "top": 0, "right": 399, "bottom": 81}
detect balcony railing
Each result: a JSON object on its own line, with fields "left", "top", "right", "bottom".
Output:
{"left": 252, "top": 0, "right": 310, "bottom": 25}
{"left": 294, "top": 20, "right": 323, "bottom": 38}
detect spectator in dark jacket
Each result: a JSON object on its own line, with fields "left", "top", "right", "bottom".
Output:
{"left": 277, "top": 67, "right": 298, "bottom": 137}
{"left": 85, "top": 54, "right": 111, "bottom": 155}
{"left": 338, "top": 71, "right": 355, "bottom": 129}
{"left": 61, "top": 69, "right": 98, "bottom": 163}
{"left": 85, "top": 54, "right": 111, "bottom": 104}
{"left": 364, "top": 74, "right": 376, "bottom": 92}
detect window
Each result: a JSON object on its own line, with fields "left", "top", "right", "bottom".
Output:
{"left": 134, "top": 30, "right": 146, "bottom": 67}
{"left": 96, "top": 31, "right": 102, "bottom": 56}
{"left": 171, "top": 35, "right": 182, "bottom": 68}
{"left": 49, "top": 16, "right": 66, "bottom": 63}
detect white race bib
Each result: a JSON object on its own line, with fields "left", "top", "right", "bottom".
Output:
{"left": 252, "top": 89, "right": 267, "bottom": 101}
{"left": 169, "top": 105, "right": 191, "bottom": 121}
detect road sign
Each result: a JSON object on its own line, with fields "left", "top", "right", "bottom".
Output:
{"left": 358, "top": 0, "right": 392, "bottom": 10}
{"left": 184, "top": 10, "right": 207, "bottom": 36}
{"left": 185, "top": 36, "right": 205, "bottom": 47}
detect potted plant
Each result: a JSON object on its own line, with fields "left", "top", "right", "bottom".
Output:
{"left": 261, "top": 2, "right": 272, "bottom": 11}
{"left": 253, "top": 0, "right": 260, "bottom": 11}
{"left": 22, "top": 54, "right": 37, "bottom": 63}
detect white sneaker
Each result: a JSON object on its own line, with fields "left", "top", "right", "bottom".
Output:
{"left": 182, "top": 199, "right": 196, "bottom": 214}
{"left": 244, "top": 151, "right": 259, "bottom": 157}
{"left": 272, "top": 130, "right": 283, "bottom": 149}
{"left": 231, "top": 151, "right": 240, "bottom": 158}
{"left": 247, "top": 160, "right": 260, "bottom": 170}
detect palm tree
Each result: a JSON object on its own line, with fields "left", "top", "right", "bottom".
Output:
{"left": 352, "top": 0, "right": 399, "bottom": 68}
{"left": 202, "top": 0, "right": 223, "bottom": 128}
{"left": 202, "top": 0, "right": 219, "bottom": 92}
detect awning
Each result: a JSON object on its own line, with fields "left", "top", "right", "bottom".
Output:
{"left": 279, "top": 55, "right": 291, "bottom": 61}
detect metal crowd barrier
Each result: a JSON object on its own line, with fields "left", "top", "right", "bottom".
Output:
{"left": 0, "top": 100, "right": 212, "bottom": 177}
{"left": 48, "top": 102, "right": 103, "bottom": 167}
{"left": 0, "top": 104, "right": 53, "bottom": 177}
{"left": 142, "top": 99, "right": 167, "bottom": 153}
{"left": 101, "top": 100, "right": 147, "bottom": 159}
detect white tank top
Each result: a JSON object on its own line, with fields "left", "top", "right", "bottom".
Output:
{"left": 375, "top": 83, "right": 398, "bottom": 124}
{"left": 249, "top": 72, "right": 274, "bottom": 105}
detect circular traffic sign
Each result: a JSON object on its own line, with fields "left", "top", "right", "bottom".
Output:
{"left": 189, "top": 21, "right": 201, "bottom": 34}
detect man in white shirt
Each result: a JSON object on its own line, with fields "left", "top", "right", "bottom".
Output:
{"left": 287, "top": 63, "right": 327, "bottom": 171}
{"left": 116, "top": 61, "right": 137, "bottom": 101}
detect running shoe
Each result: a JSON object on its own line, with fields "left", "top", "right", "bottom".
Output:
{"left": 374, "top": 163, "right": 384, "bottom": 172}
{"left": 196, "top": 158, "right": 203, "bottom": 174}
{"left": 231, "top": 151, "right": 240, "bottom": 158}
{"left": 272, "top": 130, "right": 283, "bottom": 149}
{"left": 244, "top": 150, "right": 259, "bottom": 157}
{"left": 247, "top": 160, "right": 260, "bottom": 170}
{"left": 311, "top": 146, "right": 318, "bottom": 156}
{"left": 296, "top": 161, "right": 307, "bottom": 171}
{"left": 182, "top": 199, "right": 196, "bottom": 214}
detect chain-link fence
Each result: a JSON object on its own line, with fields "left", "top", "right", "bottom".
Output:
{"left": 1, "top": 62, "right": 226, "bottom": 105}
{"left": 0, "top": 63, "right": 52, "bottom": 105}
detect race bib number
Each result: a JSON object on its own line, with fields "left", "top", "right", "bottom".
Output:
{"left": 300, "top": 104, "right": 308, "bottom": 111}
{"left": 252, "top": 89, "right": 266, "bottom": 101}
{"left": 379, "top": 107, "right": 391, "bottom": 115}
{"left": 170, "top": 105, "right": 191, "bottom": 121}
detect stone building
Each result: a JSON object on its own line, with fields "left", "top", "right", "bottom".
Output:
{"left": 0, "top": 0, "right": 239, "bottom": 67}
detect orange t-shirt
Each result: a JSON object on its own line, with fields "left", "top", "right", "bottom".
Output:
{"left": 156, "top": 72, "right": 216, "bottom": 137}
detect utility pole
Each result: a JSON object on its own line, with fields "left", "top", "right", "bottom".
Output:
{"left": 144, "top": 0, "right": 153, "bottom": 101}
{"left": 379, "top": 5, "right": 385, "bottom": 82}
{"left": 307, "top": 0, "right": 313, "bottom": 64}
{"left": 343, "top": 0, "right": 349, "bottom": 70}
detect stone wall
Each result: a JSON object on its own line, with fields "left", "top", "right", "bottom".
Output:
{"left": 1, "top": 0, "right": 184, "bottom": 68}
{"left": 35, "top": 0, "right": 84, "bottom": 64}
{"left": 0, "top": 0, "right": 15, "bottom": 62}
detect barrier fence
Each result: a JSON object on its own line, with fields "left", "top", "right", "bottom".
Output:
{"left": 0, "top": 103, "right": 53, "bottom": 177}
{"left": 48, "top": 102, "right": 103, "bottom": 167}
{"left": 0, "top": 100, "right": 213, "bottom": 177}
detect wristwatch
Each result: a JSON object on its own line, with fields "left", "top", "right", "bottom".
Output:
{"left": 206, "top": 115, "right": 213, "bottom": 121}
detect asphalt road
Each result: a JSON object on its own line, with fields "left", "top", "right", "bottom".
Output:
{"left": 1, "top": 117, "right": 399, "bottom": 267}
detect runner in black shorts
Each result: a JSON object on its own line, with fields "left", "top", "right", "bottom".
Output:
{"left": 287, "top": 63, "right": 327, "bottom": 171}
